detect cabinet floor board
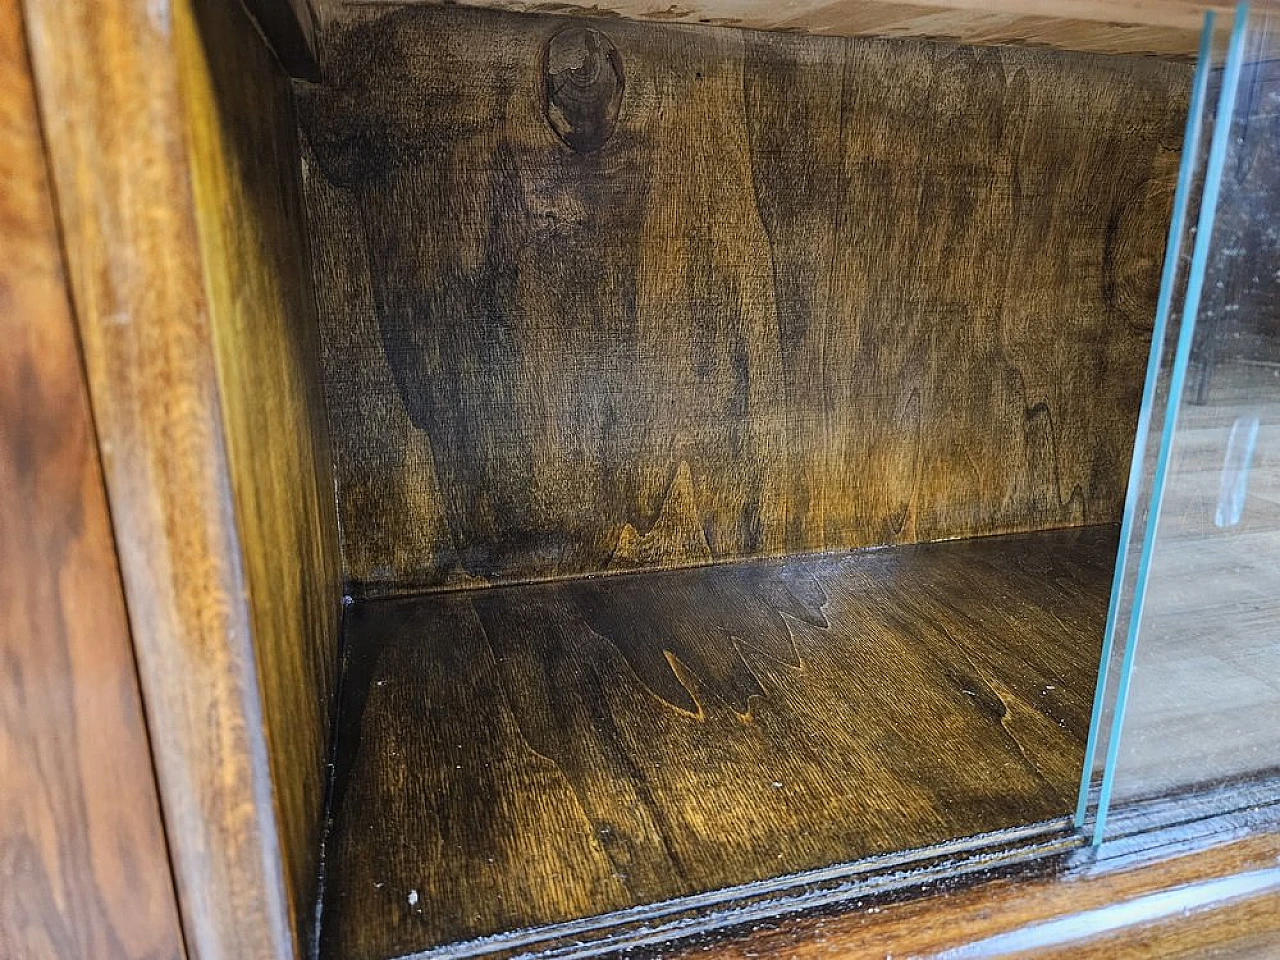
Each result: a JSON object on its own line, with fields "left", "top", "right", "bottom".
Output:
{"left": 321, "top": 526, "right": 1116, "bottom": 960}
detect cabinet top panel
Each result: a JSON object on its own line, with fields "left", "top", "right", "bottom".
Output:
{"left": 311, "top": 0, "right": 1230, "bottom": 59}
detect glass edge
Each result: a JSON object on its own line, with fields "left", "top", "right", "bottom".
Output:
{"left": 1089, "top": 0, "right": 1253, "bottom": 846}
{"left": 1072, "top": 7, "right": 1221, "bottom": 831}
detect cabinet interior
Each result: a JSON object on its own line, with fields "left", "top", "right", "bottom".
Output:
{"left": 182, "top": 1, "right": 1195, "bottom": 956}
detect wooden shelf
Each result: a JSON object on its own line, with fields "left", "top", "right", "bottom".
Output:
{"left": 311, "top": 0, "right": 1231, "bottom": 59}
{"left": 319, "top": 526, "right": 1116, "bottom": 960}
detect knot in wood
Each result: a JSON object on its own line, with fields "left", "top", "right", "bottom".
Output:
{"left": 542, "top": 25, "right": 624, "bottom": 153}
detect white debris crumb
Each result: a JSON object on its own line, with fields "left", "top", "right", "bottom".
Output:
{"left": 408, "top": 889, "right": 419, "bottom": 907}
{"left": 772, "top": 781, "right": 784, "bottom": 789}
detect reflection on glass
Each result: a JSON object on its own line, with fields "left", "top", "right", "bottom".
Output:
{"left": 1074, "top": 9, "right": 1220, "bottom": 832}
{"left": 1085, "top": 0, "right": 1280, "bottom": 841}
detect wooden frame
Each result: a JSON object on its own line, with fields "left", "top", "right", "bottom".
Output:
{"left": 9, "top": 0, "right": 1280, "bottom": 957}
{"left": 0, "top": 0, "right": 186, "bottom": 955}
{"left": 21, "top": 0, "right": 342, "bottom": 957}
{"left": 269, "top": 0, "right": 1236, "bottom": 62}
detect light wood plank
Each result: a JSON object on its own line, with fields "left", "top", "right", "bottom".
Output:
{"left": 314, "top": 0, "right": 1232, "bottom": 58}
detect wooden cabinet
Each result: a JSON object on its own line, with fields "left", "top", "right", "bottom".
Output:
{"left": 0, "top": 3, "right": 185, "bottom": 956}
{"left": 3, "top": 0, "right": 1277, "bottom": 958}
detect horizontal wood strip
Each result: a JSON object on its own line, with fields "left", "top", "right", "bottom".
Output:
{"left": 667, "top": 806, "right": 1280, "bottom": 959}
{"left": 313, "top": 0, "right": 1232, "bottom": 59}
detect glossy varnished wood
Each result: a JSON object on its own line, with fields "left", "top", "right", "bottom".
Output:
{"left": 1037, "top": 890, "right": 1280, "bottom": 959}
{"left": 0, "top": 0, "right": 185, "bottom": 955}
{"left": 299, "top": 8, "right": 1187, "bottom": 596}
{"left": 312, "top": 0, "right": 1232, "bottom": 59}
{"left": 23, "top": 0, "right": 342, "bottom": 956}
{"left": 666, "top": 785, "right": 1280, "bottom": 959}
{"left": 322, "top": 526, "right": 1115, "bottom": 959}
{"left": 178, "top": 0, "right": 344, "bottom": 947}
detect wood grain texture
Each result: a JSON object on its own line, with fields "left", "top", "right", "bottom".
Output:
{"left": 1034, "top": 887, "right": 1280, "bottom": 959}
{"left": 178, "top": 0, "right": 345, "bottom": 950}
{"left": 23, "top": 0, "right": 342, "bottom": 956}
{"left": 298, "top": 7, "right": 1188, "bottom": 596}
{"left": 321, "top": 526, "right": 1115, "bottom": 959}
{"left": 312, "top": 0, "right": 1232, "bottom": 59}
{"left": 0, "top": 0, "right": 186, "bottom": 955}
{"left": 664, "top": 807, "right": 1280, "bottom": 959}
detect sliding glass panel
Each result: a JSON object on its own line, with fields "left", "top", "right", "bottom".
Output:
{"left": 1074, "top": 9, "right": 1222, "bottom": 831}
{"left": 1086, "top": 0, "right": 1280, "bottom": 841}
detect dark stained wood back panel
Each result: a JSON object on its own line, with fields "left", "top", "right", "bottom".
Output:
{"left": 0, "top": 0, "right": 185, "bottom": 955}
{"left": 24, "top": 0, "right": 342, "bottom": 955}
{"left": 179, "top": 0, "right": 344, "bottom": 949}
{"left": 299, "top": 6, "right": 1190, "bottom": 596}
{"left": 312, "top": 0, "right": 1231, "bottom": 60}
